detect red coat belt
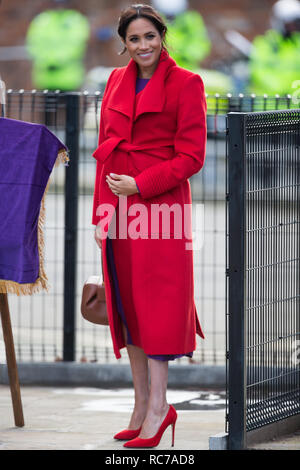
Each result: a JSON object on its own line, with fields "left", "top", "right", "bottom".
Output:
{"left": 92, "top": 137, "right": 173, "bottom": 164}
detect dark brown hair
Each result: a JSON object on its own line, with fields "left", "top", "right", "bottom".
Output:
{"left": 117, "top": 4, "right": 168, "bottom": 55}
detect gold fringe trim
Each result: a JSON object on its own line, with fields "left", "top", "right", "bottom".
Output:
{"left": 55, "top": 148, "right": 70, "bottom": 167}
{"left": 0, "top": 148, "right": 69, "bottom": 296}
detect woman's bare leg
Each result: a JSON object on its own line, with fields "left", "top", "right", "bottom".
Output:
{"left": 138, "top": 358, "right": 169, "bottom": 438}
{"left": 126, "top": 344, "right": 150, "bottom": 429}
{"left": 121, "top": 323, "right": 150, "bottom": 429}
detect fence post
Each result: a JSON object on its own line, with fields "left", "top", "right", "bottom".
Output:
{"left": 227, "top": 112, "right": 247, "bottom": 449}
{"left": 63, "top": 93, "right": 80, "bottom": 361}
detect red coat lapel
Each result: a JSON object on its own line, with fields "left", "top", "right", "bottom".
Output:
{"left": 134, "top": 50, "right": 176, "bottom": 120}
{"left": 107, "top": 59, "right": 136, "bottom": 119}
{"left": 107, "top": 49, "right": 176, "bottom": 121}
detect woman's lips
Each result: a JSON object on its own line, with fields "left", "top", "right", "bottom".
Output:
{"left": 138, "top": 52, "right": 153, "bottom": 58}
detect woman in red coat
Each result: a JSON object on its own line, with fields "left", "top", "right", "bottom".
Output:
{"left": 92, "top": 4, "right": 207, "bottom": 448}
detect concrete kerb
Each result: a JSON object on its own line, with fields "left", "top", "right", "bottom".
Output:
{"left": 209, "top": 432, "right": 229, "bottom": 450}
{"left": 0, "top": 362, "right": 226, "bottom": 388}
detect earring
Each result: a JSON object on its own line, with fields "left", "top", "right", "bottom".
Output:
{"left": 118, "top": 45, "right": 127, "bottom": 56}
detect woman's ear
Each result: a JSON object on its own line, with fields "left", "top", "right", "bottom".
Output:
{"left": 119, "top": 40, "right": 127, "bottom": 55}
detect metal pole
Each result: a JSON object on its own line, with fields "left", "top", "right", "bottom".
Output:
{"left": 227, "top": 112, "right": 247, "bottom": 449}
{"left": 63, "top": 93, "right": 80, "bottom": 361}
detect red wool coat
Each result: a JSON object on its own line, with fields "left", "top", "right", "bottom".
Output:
{"left": 92, "top": 49, "right": 207, "bottom": 359}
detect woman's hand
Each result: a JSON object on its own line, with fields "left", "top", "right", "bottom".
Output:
{"left": 94, "top": 225, "right": 102, "bottom": 249}
{"left": 106, "top": 173, "right": 139, "bottom": 196}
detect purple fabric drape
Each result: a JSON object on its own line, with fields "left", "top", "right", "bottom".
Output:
{"left": 0, "top": 117, "right": 67, "bottom": 287}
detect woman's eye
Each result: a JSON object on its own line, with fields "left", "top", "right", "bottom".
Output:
{"left": 129, "top": 34, "right": 155, "bottom": 42}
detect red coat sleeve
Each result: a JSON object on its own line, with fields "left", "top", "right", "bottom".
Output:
{"left": 134, "top": 74, "right": 207, "bottom": 199}
{"left": 92, "top": 70, "right": 116, "bottom": 226}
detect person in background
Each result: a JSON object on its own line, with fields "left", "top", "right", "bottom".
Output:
{"left": 248, "top": 0, "right": 300, "bottom": 96}
{"left": 152, "top": 0, "right": 211, "bottom": 72}
{"left": 152, "top": 0, "right": 233, "bottom": 95}
{"left": 26, "top": 0, "right": 90, "bottom": 91}
{"left": 92, "top": 4, "right": 206, "bottom": 448}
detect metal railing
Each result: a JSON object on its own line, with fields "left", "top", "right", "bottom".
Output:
{"left": 1, "top": 90, "right": 299, "bottom": 367}
{"left": 226, "top": 109, "right": 300, "bottom": 449}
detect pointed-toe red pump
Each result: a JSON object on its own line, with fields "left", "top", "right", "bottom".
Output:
{"left": 113, "top": 427, "right": 142, "bottom": 440}
{"left": 123, "top": 405, "right": 177, "bottom": 448}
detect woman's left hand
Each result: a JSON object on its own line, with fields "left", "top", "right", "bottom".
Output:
{"left": 106, "top": 173, "right": 139, "bottom": 196}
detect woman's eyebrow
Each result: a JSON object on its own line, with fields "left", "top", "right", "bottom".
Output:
{"left": 128, "top": 31, "right": 156, "bottom": 38}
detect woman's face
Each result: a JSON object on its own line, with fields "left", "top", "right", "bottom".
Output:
{"left": 124, "top": 18, "right": 163, "bottom": 76}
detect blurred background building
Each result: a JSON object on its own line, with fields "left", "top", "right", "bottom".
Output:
{"left": 1, "top": 0, "right": 296, "bottom": 95}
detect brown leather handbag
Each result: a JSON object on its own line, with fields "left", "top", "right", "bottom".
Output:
{"left": 81, "top": 256, "right": 109, "bottom": 325}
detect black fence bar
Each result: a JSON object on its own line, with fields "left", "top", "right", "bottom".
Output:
{"left": 3, "top": 90, "right": 299, "bottom": 365}
{"left": 226, "top": 109, "right": 300, "bottom": 449}
{"left": 63, "top": 93, "right": 80, "bottom": 361}
{"left": 227, "top": 113, "right": 247, "bottom": 449}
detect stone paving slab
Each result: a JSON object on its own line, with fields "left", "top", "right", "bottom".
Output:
{"left": 0, "top": 386, "right": 299, "bottom": 451}
{"left": 0, "top": 386, "right": 225, "bottom": 450}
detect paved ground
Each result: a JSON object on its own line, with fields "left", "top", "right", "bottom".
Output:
{"left": 0, "top": 386, "right": 299, "bottom": 451}
{"left": 0, "top": 385, "right": 225, "bottom": 451}
{"left": 248, "top": 432, "right": 300, "bottom": 451}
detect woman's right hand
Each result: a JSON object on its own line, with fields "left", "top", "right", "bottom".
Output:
{"left": 94, "top": 226, "right": 102, "bottom": 249}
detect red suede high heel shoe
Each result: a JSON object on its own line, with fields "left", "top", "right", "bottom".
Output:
{"left": 114, "top": 427, "right": 142, "bottom": 440}
{"left": 123, "top": 405, "right": 177, "bottom": 448}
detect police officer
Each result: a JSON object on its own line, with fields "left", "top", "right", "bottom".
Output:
{"left": 152, "top": 0, "right": 211, "bottom": 70}
{"left": 26, "top": 0, "right": 90, "bottom": 91}
{"left": 248, "top": 0, "right": 300, "bottom": 96}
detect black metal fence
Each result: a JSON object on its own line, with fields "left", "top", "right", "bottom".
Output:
{"left": 226, "top": 109, "right": 300, "bottom": 449}
{"left": 1, "top": 90, "right": 299, "bottom": 367}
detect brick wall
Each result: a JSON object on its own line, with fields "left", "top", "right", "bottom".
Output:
{"left": 0, "top": 0, "right": 276, "bottom": 90}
